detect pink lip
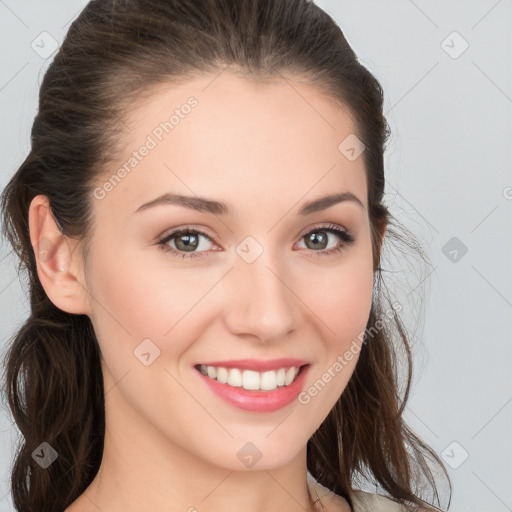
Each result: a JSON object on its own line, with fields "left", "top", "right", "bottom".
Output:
{"left": 195, "top": 363, "right": 311, "bottom": 413}
{"left": 197, "top": 358, "right": 309, "bottom": 372}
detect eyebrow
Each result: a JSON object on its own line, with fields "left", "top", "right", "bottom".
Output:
{"left": 134, "top": 191, "right": 365, "bottom": 216}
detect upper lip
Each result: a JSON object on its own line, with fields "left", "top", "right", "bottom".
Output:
{"left": 196, "top": 358, "right": 309, "bottom": 372}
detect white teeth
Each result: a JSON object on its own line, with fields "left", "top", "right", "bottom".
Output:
{"left": 227, "top": 368, "right": 242, "bottom": 387}
{"left": 198, "top": 364, "right": 302, "bottom": 391}
{"left": 284, "top": 367, "right": 297, "bottom": 386}
{"left": 260, "top": 370, "right": 277, "bottom": 391}
{"left": 217, "top": 366, "right": 228, "bottom": 384}
{"left": 242, "top": 370, "right": 260, "bottom": 390}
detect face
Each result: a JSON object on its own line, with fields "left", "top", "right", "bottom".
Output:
{"left": 82, "top": 71, "right": 375, "bottom": 471}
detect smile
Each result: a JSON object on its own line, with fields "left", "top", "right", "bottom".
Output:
{"left": 194, "top": 360, "right": 311, "bottom": 412}
{"left": 196, "top": 364, "right": 301, "bottom": 391}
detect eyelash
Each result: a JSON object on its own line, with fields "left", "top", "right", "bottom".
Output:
{"left": 156, "top": 223, "right": 355, "bottom": 260}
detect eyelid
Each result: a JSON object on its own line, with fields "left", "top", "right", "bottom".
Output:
{"left": 296, "top": 222, "right": 350, "bottom": 239}
{"left": 157, "top": 225, "right": 219, "bottom": 244}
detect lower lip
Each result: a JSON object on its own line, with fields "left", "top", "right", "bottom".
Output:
{"left": 196, "top": 365, "right": 310, "bottom": 412}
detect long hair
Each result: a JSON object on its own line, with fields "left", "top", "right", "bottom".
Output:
{"left": 0, "top": 1, "right": 451, "bottom": 510}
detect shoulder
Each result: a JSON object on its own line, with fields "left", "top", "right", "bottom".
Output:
{"left": 351, "top": 490, "right": 443, "bottom": 512}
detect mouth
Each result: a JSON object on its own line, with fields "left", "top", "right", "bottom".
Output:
{"left": 194, "top": 363, "right": 308, "bottom": 392}
{"left": 194, "top": 360, "right": 311, "bottom": 412}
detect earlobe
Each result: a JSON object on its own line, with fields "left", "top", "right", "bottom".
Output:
{"left": 28, "top": 195, "right": 90, "bottom": 315}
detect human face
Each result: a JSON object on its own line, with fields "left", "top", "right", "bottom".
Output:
{"left": 83, "top": 71, "right": 374, "bottom": 472}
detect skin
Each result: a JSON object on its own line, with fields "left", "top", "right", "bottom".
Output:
{"left": 29, "top": 70, "right": 386, "bottom": 512}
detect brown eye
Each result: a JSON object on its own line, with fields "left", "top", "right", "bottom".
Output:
{"left": 304, "top": 230, "right": 330, "bottom": 250}
{"left": 174, "top": 232, "right": 200, "bottom": 252}
{"left": 297, "top": 224, "right": 355, "bottom": 257}
{"left": 157, "top": 228, "right": 216, "bottom": 259}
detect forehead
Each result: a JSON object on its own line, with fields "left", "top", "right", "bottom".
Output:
{"left": 94, "top": 71, "right": 368, "bottom": 218}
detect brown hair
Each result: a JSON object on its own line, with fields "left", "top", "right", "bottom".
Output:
{"left": 0, "top": 1, "right": 451, "bottom": 511}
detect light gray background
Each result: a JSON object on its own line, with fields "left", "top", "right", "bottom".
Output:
{"left": 0, "top": 1, "right": 511, "bottom": 511}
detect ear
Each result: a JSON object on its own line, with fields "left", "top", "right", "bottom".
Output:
{"left": 28, "top": 195, "right": 90, "bottom": 315}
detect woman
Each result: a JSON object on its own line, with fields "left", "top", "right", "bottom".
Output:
{"left": 0, "top": 1, "right": 451, "bottom": 511}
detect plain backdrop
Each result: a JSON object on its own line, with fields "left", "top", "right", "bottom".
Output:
{"left": 0, "top": 1, "right": 511, "bottom": 511}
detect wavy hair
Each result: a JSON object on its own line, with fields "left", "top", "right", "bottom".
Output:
{"left": 1, "top": 1, "right": 451, "bottom": 510}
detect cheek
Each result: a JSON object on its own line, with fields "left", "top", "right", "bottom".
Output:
{"left": 297, "top": 247, "right": 374, "bottom": 405}
{"left": 87, "top": 246, "right": 199, "bottom": 335}
{"left": 84, "top": 248, "right": 223, "bottom": 380}
{"left": 328, "top": 269, "right": 373, "bottom": 343}
{"left": 83, "top": 251, "right": 203, "bottom": 419}
{"left": 302, "top": 248, "right": 374, "bottom": 347}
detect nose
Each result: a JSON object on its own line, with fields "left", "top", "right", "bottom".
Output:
{"left": 222, "top": 251, "right": 298, "bottom": 344}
